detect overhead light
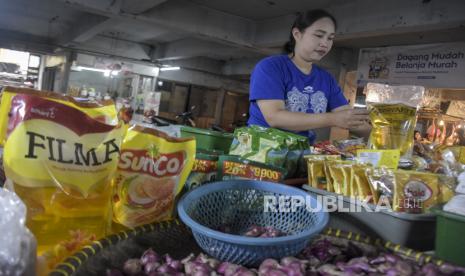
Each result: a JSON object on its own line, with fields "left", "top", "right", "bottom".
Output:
{"left": 72, "top": 65, "right": 112, "bottom": 77}
{"left": 160, "top": 66, "right": 180, "bottom": 71}
{"left": 354, "top": 103, "right": 366, "bottom": 108}
{"left": 439, "top": 120, "right": 444, "bottom": 126}
{"left": 158, "top": 81, "right": 163, "bottom": 86}
{"left": 111, "top": 70, "right": 119, "bottom": 76}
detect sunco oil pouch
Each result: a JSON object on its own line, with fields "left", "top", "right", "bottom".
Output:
{"left": 112, "top": 125, "right": 195, "bottom": 228}
{"left": 2, "top": 88, "right": 123, "bottom": 255}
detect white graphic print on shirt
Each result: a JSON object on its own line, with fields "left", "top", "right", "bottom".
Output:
{"left": 285, "top": 86, "right": 328, "bottom": 141}
{"left": 303, "top": 86, "right": 314, "bottom": 93}
{"left": 310, "top": 91, "right": 328, "bottom": 113}
{"left": 285, "top": 86, "right": 327, "bottom": 113}
{"left": 285, "top": 87, "right": 309, "bottom": 113}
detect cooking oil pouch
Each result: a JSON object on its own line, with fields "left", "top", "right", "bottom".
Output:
{"left": 326, "top": 161, "right": 354, "bottom": 196}
{"left": 112, "top": 125, "right": 195, "bottom": 228}
{"left": 306, "top": 155, "right": 340, "bottom": 190}
{"left": 351, "top": 164, "right": 374, "bottom": 203}
{"left": 308, "top": 160, "right": 326, "bottom": 190}
{"left": 393, "top": 170, "right": 439, "bottom": 213}
{"left": 365, "top": 167, "right": 396, "bottom": 206}
{"left": 324, "top": 161, "right": 335, "bottom": 192}
{"left": 217, "top": 155, "right": 285, "bottom": 183}
{"left": 0, "top": 86, "right": 118, "bottom": 146}
{"left": 184, "top": 151, "right": 219, "bottom": 191}
{"left": 2, "top": 89, "right": 123, "bottom": 256}
{"left": 365, "top": 83, "right": 424, "bottom": 157}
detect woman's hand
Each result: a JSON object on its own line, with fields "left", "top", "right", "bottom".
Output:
{"left": 330, "top": 108, "right": 370, "bottom": 130}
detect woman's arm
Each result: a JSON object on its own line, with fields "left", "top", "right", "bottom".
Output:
{"left": 332, "top": 104, "right": 372, "bottom": 136}
{"left": 257, "top": 99, "right": 369, "bottom": 131}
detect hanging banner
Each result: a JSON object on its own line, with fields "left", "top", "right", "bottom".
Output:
{"left": 357, "top": 42, "right": 465, "bottom": 88}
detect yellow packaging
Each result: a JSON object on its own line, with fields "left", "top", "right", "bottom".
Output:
{"left": 393, "top": 170, "right": 439, "bottom": 213}
{"left": 308, "top": 161, "right": 326, "bottom": 190}
{"left": 306, "top": 155, "right": 340, "bottom": 190}
{"left": 437, "top": 175, "right": 455, "bottom": 204}
{"left": 368, "top": 103, "right": 417, "bottom": 156}
{"left": 2, "top": 88, "right": 123, "bottom": 257}
{"left": 112, "top": 125, "right": 195, "bottom": 228}
{"left": 356, "top": 149, "right": 400, "bottom": 169}
{"left": 323, "top": 161, "right": 334, "bottom": 192}
{"left": 365, "top": 167, "right": 395, "bottom": 205}
{"left": 350, "top": 164, "right": 374, "bottom": 202}
{"left": 439, "top": 184, "right": 454, "bottom": 203}
{"left": 0, "top": 86, "right": 118, "bottom": 146}
{"left": 326, "top": 161, "right": 353, "bottom": 196}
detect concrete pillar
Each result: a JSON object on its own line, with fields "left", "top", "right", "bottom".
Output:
{"left": 214, "top": 88, "right": 226, "bottom": 125}
{"left": 58, "top": 51, "right": 75, "bottom": 94}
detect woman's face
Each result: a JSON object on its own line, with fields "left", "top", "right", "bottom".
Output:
{"left": 293, "top": 17, "right": 335, "bottom": 62}
{"left": 415, "top": 132, "right": 421, "bottom": 140}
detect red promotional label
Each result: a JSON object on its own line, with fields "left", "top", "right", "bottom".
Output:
{"left": 192, "top": 159, "right": 217, "bottom": 173}
{"left": 222, "top": 160, "right": 281, "bottom": 182}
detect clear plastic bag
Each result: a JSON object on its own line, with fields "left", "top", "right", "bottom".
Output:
{"left": 0, "top": 186, "right": 36, "bottom": 276}
{"left": 366, "top": 83, "right": 425, "bottom": 157}
{"left": 444, "top": 195, "right": 465, "bottom": 216}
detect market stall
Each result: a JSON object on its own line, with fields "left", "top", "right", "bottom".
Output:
{"left": 1, "top": 1, "right": 465, "bottom": 275}
{"left": 1, "top": 81, "right": 465, "bottom": 275}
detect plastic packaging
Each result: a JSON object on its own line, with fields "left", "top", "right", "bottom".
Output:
{"left": 185, "top": 151, "right": 220, "bottom": 191}
{"left": 180, "top": 126, "right": 233, "bottom": 153}
{"left": 0, "top": 86, "right": 118, "bottom": 146}
{"left": 456, "top": 181, "right": 465, "bottom": 194}
{"left": 443, "top": 195, "right": 465, "bottom": 217}
{"left": 229, "top": 126, "right": 308, "bottom": 178}
{"left": 0, "top": 187, "right": 36, "bottom": 276}
{"left": 365, "top": 83, "right": 424, "bottom": 157}
{"left": 112, "top": 125, "right": 195, "bottom": 228}
{"left": 217, "top": 155, "right": 285, "bottom": 182}
{"left": 2, "top": 88, "right": 123, "bottom": 254}
{"left": 304, "top": 185, "right": 436, "bottom": 251}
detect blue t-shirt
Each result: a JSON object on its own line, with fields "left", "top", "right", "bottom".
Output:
{"left": 248, "top": 55, "right": 348, "bottom": 144}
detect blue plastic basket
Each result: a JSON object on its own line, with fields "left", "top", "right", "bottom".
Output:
{"left": 177, "top": 180, "right": 329, "bottom": 266}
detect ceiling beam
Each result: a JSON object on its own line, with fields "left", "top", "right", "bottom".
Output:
{"left": 154, "top": 38, "right": 271, "bottom": 61}
{"left": 54, "top": 0, "right": 169, "bottom": 46}
{"left": 159, "top": 68, "right": 249, "bottom": 94}
{"left": 159, "top": 57, "right": 225, "bottom": 75}
{"left": 72, "top": 35, "right": 152, "bottom": 60}
{"left": 53, "top": 0, "right": 273, "bottom": 55}
{"left": 55, "top": 16, "right": 123, "bottom": 46}
{"left": 121, "top": 0, "right": 168, "bottom": 14}
{"left": 254, "top": 0, "right": 465, "bottom": 48}
{"left": 0, "top": 29, "right": 55, "bottom": 53}
{"left": 222, "top": 58, "right": 262, "bottom": 76}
